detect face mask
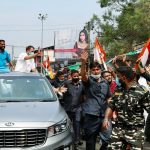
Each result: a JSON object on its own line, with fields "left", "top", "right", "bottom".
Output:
{"left": 59, "top": 79, "right": 64, "bottom": 83}
{"left": 72, "top": 78, "right": 79, "bottom": 83}
{"left": 91, "top": 74, "right": 101, "bottom": 79}
{"left": 28, "top": 52, "right": 34, "bottom": 55}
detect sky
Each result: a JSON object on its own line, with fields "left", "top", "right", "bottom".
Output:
{"left": 0, "top": 0, "right": 105, "bottom": 58}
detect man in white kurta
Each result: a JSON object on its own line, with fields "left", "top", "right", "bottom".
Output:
{"left": 15, "top": 45, "right": 40, "bottom": 73}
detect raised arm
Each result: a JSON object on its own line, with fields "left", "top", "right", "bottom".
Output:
{"left": 80, "top": 51, "right": 88, "bottom": 82}
{"left": 24, "top": 48, "right": 41, "bottom": 60}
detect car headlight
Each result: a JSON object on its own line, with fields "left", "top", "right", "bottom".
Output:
{"left": 48, "top": 118, "right": 68, "bottom": 137}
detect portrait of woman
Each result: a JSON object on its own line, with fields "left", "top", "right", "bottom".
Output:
{"left": 73, "top": 29, "right": 89, "bottom": 58}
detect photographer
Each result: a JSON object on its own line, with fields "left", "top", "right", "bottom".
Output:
{"left": 15, "top": 45, "right": 40, "bottom": 73}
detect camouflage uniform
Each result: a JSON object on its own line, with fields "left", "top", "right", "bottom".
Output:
{"left": 108, "top": 83, "right": 150, "bottom": 150}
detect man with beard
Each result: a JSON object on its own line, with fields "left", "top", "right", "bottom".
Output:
{"left": 0, "top": 40, "right": 14, "bottom": 72}
{"left": 103, "top": 66, "right": 150, "bottom": 150}
{"left": 101, "top": 70, "right": 117, "bottom": 94}
{"left": 100, "top": 70, "right": 117, "bottom": 149}
{"left": 80, "top": 51, "right": 111, "bottom": 150}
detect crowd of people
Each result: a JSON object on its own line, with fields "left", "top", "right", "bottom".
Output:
{"left": 46, "top": 50, "right": 150, "bottom": 150}
{"left": 0, "top": 38, "right": 150, "bottom": 150}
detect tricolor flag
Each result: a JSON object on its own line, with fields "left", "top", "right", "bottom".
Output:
{"left": 43, "top": 57, "right": 54, "bottom": 79}
{"left": 43, "top": 56, "right": 50, "bottom": 70}
{"left": 94, "top": 37, "right": 107, "bottom": 70}
{"left": 136, "top": 38, "right": 150, "bottom": 67}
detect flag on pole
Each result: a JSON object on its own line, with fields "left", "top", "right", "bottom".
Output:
{"left": 93, "top": 37, "right": 107, "bottom": 70}
{"left": 43, "top": 56, "right": 50, "bottom": 69}
{"left": 43, "top": 57, "right": 55, "bottom": 79}
{"left": 135, "top": 38, "right": 150, "bottom": 68}
{"left": 138, "top": 38, "right": 150, "bottom": 66}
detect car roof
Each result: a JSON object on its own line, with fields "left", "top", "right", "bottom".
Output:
{"left": 0, "top": 72, "right": 44, "bottom": 77}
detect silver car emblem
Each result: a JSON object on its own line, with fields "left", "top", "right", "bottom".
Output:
{"left": 5, "top": 122, "right": 15, "bottom": 126}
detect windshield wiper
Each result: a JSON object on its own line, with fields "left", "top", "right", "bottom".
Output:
{"left": 39, "top": 99, "right": 56, "bottom": 102}
{"left": 0, "top": 99, "right": 56, "bottom": 102}
{"left": 0, "top": 100, "right": 24, "bottom": 102}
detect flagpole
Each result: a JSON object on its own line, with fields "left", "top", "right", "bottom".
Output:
{"left": 54, "top": 31, "right": 56, "bottom": 58}
{"left": 102, "top": 58, "right": 107, "bottom": 70}
{"left": 38, "top": 13, "right": 48, "bottom": 74}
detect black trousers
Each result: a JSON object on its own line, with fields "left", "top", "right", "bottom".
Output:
{"left": 83, "top": 114, "right": 102, "bottom": 150}
{"left": 67, "top": 111, "right": 81, "bottom": 144}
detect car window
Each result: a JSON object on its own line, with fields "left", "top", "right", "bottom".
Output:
{"left": 0, "top": 76, "right": 56, "bottom": 102}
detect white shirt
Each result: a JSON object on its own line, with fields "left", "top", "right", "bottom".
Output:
{"left": 138, "top": 76, "right": 150, "bottom": 121}
{"left": 15, "top": 53, "right": 36, "bottom": 73}
{"left": 138, "top": 76, "right": 150, "bottom": 92}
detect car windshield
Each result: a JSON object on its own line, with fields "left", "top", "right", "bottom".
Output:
{"left": 0, "top": 76, "right": 57, "bottom": 102}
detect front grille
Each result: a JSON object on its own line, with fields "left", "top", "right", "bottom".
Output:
{"left": 0, "top": 129, "right": 47, "bottom": 148}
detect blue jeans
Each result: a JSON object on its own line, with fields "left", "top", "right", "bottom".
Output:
{"left": 99, "top": 120, "right": 112, "bottom": 150}
{"left": 99, "top": 119, "right": 112, "bottom": 143}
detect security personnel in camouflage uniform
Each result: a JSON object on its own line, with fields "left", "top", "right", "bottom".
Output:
{"left": 102, "top": 66, "right": 150, "bottom": 150}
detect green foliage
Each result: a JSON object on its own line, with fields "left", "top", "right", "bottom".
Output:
{"left": 91, "top": 0, "right": 150, "bottom": 59}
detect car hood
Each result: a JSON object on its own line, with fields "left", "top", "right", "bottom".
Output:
{"left": 0, "top": 101, "right": 66, "bottom": 123}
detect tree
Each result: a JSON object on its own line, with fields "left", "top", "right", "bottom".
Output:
{"left": 90, "top": 0, "right": 150, "bottom": 58}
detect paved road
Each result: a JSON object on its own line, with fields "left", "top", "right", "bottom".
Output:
{"left": 77, "top": 141, "right": 100, "bottom": 150}
{"left": 75, "top": 141, "right": 150, "bottom": 150}
{"left": 74, "top": 112, "right": 150, "bottom": 150}
{"left": 143, "top": 142, "right": 150, "bottom": 150}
